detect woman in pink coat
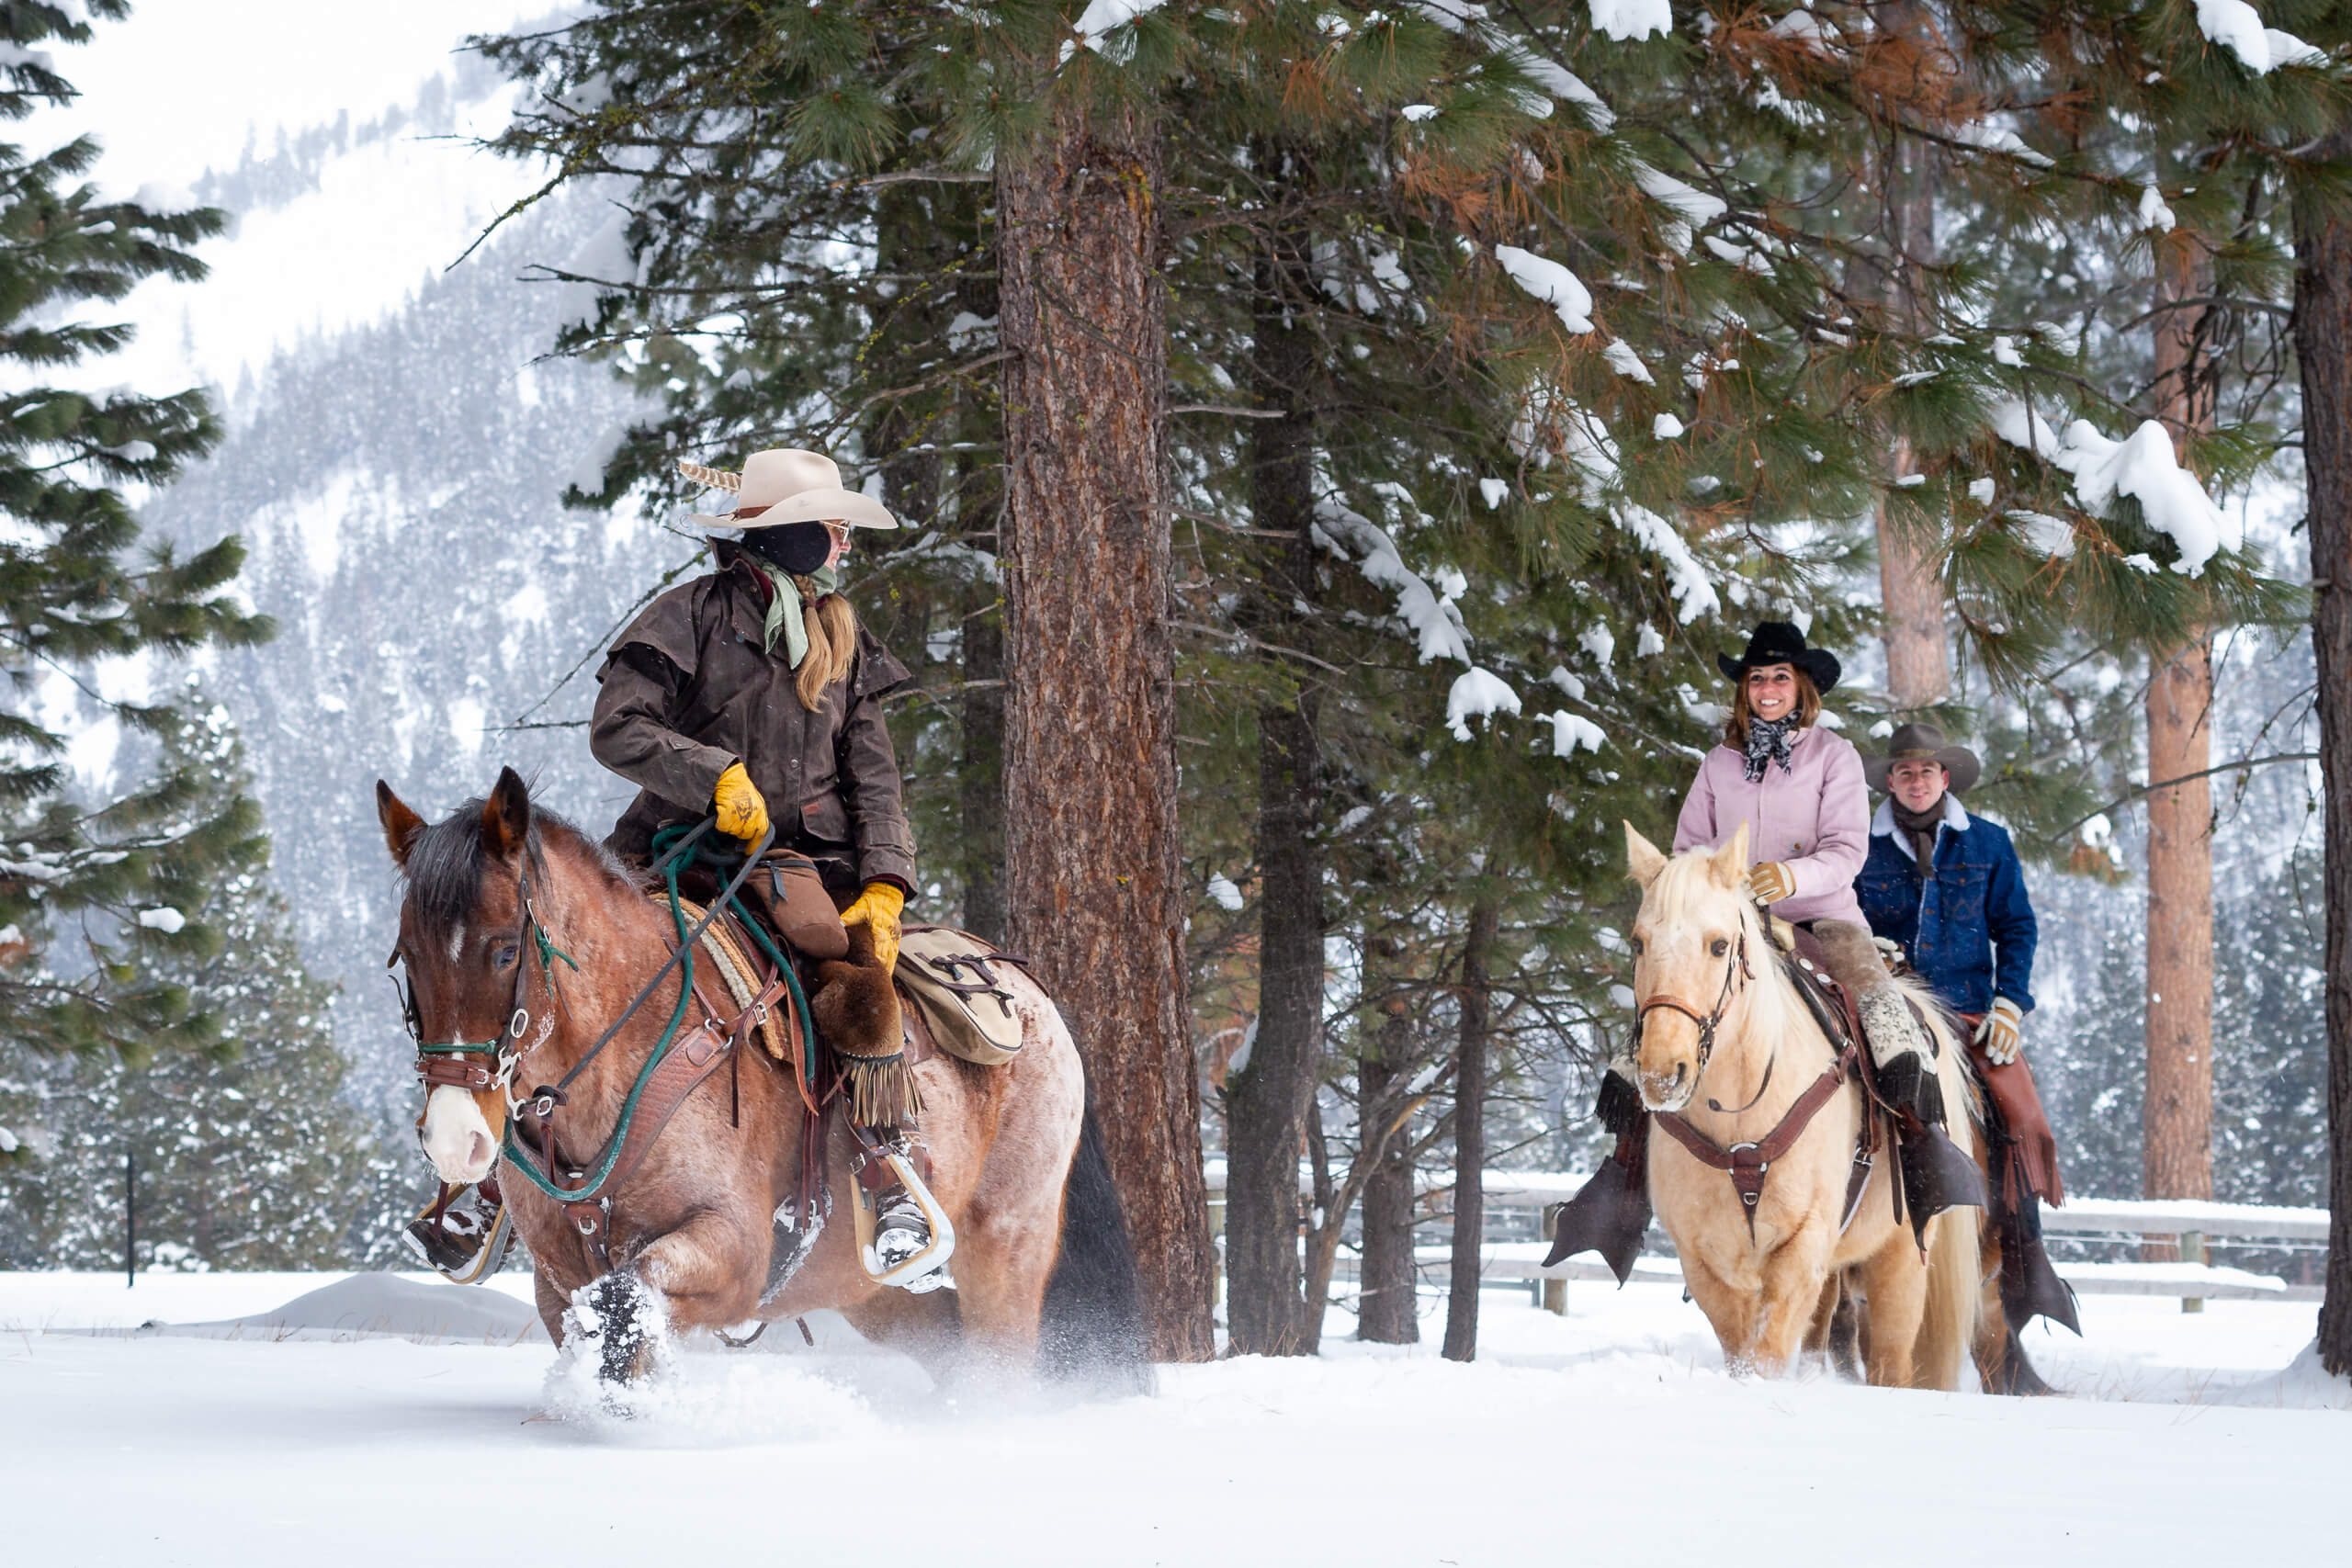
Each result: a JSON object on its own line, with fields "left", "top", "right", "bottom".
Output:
{"left": 1673, "top": 622, "right": 1942, "bottom": 1125}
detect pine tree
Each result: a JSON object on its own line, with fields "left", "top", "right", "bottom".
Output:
{"left": 0, "top": 4, "right": 271, "bottom": 1071}
{"left": 0, "top": 698, "right": 367, "bottom": 1268}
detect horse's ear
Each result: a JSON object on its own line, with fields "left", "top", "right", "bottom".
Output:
{"left": 1710, "top": 821, "right": 1752, "bottom": 890}
{"left": 481, "top": 767, "right": 531, "bottom": 862}
{"left": 377, "top": 780, "right": 425, "bottom": 868}
{"left": 1624, "top": 821, "right": 1668, "bottom": 886}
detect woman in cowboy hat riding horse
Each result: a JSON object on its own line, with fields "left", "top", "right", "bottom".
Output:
{"left": 409, "top": 448, "right": 941, "bottom": 1287}
{"left": 1668, "top": 624, "right": 1952, "bottom": 1134}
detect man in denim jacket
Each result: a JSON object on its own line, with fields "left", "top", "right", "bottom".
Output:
{"left": 1857, "top": 723, "right": 2078, "bottom": 1354}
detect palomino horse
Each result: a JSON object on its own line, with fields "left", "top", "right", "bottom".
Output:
{"left": 1624, "top": 821, "right": 1980, "bottom": 1388}
{"left": 377, "top": 767, "right": 1147, "bottom": 1391}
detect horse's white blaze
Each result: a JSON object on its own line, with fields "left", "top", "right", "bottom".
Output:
{"left": 422, "top": 1084, "right": 497, "bottom": 1183}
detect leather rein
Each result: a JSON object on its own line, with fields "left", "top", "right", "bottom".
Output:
{"left": 392, "top": 816, "right": 799, "bottom": 1266}
{"left": 1637, "top": 922, "right": 1875, "bottom": 1241}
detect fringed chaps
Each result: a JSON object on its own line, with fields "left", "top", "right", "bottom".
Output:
{"left": 808, "top": 921, "right": 920, "bottom": 1127}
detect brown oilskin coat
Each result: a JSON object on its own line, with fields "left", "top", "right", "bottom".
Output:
{"left": 590, "top": 545, "right": 917, "bottom": 892}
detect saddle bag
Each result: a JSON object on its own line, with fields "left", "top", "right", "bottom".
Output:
{"left": 893, "top": 926, "right": 1029, "bottom": 1066}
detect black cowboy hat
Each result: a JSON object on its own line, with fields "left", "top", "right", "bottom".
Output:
{"left": 1864, "top": 721, "right": 1982, "bottom": 795}
{"left": 1716, "top": 620, "right": 1841, "bottom": 695}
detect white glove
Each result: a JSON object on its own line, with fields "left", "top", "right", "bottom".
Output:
{"left": 1975, "top": 997, "right": 2024, "bottom": 1065}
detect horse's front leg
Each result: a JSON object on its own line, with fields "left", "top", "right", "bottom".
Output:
{"left": 626, "top": 1203, "right": 765, "bottom": 1330}
{"left": 1747, "top": 1217, "right": 1837, "bottom": 1374}
{"left": 1676, "top": 1247, "right": 1760, "bottom": 1371}
{"left": 1856, "top": 1227, "right": 1928, "bottom": 1389}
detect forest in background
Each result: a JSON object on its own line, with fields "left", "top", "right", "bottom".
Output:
{"left": 0, "top": 2, "right": 2347, "bottom": 1365}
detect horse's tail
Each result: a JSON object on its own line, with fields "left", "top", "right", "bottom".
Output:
{"left": 1911, "top": 998, "right": 1984, "bottom": 1391}
{"left": 1038, "top": 1090, "right": 1155, "bottom": 1394}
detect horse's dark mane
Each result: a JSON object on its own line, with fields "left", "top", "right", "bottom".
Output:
{"left": 401, "top": 799, "right": 634, "bottom": 928}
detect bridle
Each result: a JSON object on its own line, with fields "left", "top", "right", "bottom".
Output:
{"left": 1634, "top": 915, "right": 1879, "bottom": 1242}
{"left": 1632, "top": 924, "right": 1752, "bottom": 1086}
{"left": 390, "top": 815, "right": 778, "bottom": 1197}
{"left": 392, "top": 841, "right": 573, "bottom": 1121}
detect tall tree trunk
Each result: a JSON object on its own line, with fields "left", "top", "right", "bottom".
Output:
{"left": 1224, "top": 214, "right": 1325, "bottom": 1359}
{"left": 950, "top": 199, "right": 1007, "bottom": 945}
{"left": 2143, "top": 234, "right": 2217, "bottom": 1224}
{"left": 1442, "top": 890, "right": 1499, "bottom": 1363}
{"left": 2291, "top": 131, "right": 2352, "bottom": 1374}
{"left": 957, "top": 581, "right": 1007, "bottom": 943}
{"left": 1873, "top": 0, "right": 1952, "bottom": 709}
{"left": 1356, "top": 993, "right": 1421, "bottom": 1344}
{"left": 998, "top": 93, "right": 1214, "bottom": 1361}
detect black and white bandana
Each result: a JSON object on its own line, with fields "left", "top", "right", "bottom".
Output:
{"left": 1742, "top": 716, "right": 1798, "bottom": 783}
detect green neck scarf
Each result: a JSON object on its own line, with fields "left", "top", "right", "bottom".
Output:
{"left": 752, "top": 560, "right": 841, "bottom": 667}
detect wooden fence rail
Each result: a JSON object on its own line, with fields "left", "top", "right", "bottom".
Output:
{"left": 1200, "top": 1164, "right": 2329, "bottom": 1312}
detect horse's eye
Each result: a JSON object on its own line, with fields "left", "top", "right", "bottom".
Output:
{"left": 1629, "top": 937, "right": 1645, "bottom": 955}
{"left": 1710, "top": 938, "right": 1728, "bottom": 957}
{"left": 492, "top": 942, "right": 518, "bottom": 970}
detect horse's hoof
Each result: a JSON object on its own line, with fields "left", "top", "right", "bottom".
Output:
{"left": 568, "top": 1272, "right": 667, "bottom": 1397}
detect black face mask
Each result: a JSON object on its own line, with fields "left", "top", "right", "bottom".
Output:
{"left": 741, "top": 522, "right": 831, "bottom": 576}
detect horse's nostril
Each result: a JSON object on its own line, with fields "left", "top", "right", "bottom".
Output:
{"left": 1672, "top": 1063, "right": 1688, "bottom": 1087}
{"left": 469, "top": 1132, "right": 493, "bottom": 1168}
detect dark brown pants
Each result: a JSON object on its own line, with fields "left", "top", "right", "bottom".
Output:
{"left": 742, "top": 850, "right": 849, "bottom": 960}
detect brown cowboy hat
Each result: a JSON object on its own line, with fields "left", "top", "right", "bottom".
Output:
{"left": 1865, "top": 722, "right": 1982, "bottom": 795}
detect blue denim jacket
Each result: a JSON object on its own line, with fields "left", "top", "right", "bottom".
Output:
{"left": 1854, "top": 796, "right": 2037, "bottom": 1016}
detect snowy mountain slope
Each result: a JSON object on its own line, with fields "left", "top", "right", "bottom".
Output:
{"left": 115, "top": 57, "right": 678, "bottom": 1112}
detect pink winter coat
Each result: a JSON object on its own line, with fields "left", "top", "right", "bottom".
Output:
{"left": 1673, "top": 725, "right": 1869, "bottom": 927}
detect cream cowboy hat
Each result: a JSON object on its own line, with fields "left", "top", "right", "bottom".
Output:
{"left": 677, "top": 449, "right": 899, "bottom": 530}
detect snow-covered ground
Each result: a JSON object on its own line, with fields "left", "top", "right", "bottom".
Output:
{"left": 2, "top": 1271, "right": 2340, "bottom": 1565}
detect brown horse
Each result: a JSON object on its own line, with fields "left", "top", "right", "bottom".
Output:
{"left": 377, "top": 767, "right": 1147, "bottom": 1393}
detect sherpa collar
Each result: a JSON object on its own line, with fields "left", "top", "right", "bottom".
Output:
{"left": 1871, "top": 793, "right": 1970, "bottom": 861}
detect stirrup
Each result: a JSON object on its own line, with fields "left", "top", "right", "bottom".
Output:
{"left": 849, "top": 1145, "right": 956, "bottom": 1290}
{"left": 403, "top": 1185, "right": 514, "bottom": 1286}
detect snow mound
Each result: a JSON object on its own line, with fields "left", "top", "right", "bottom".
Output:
{"left": 2204, "top": 1340, "right": 2352, "bottom": 1410}
{"left": 142, "top": 1271, "right": 547, "bottom": 1344}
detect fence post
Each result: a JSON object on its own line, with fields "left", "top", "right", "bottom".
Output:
{"left": 2180, "top": 1229, "right": 2205, "bottom": 1314}
{"left": 124, "top": 1147, "right": 135, "bottom": 1289}
{"left": 1540, "top": 1202, "right": 1567, "bottom": 1315}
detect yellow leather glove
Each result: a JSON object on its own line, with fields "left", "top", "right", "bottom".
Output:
{"left": 712, "top": 762, "right": 770, "bottom": 846}
{"left": 1975, "top": 997, "right": 2025, "bottom": 1065}
{"left": 839, "top": 881, "right": 905, "bottom": 971}
{"left": 1747, "top": 861, "right": 1796, "bottom": 906}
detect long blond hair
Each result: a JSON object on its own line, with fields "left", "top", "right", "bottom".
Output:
{"left": 793, "top": 579, "right": 857, "bottom": 710}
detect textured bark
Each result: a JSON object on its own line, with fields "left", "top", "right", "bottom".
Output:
{"left": 1442, "top": 892, "right": 1499, "bottom": 1363}
{"left": 2291, "top": 138, "right": 2352, "bottom": 1374}
{"left": 998, "top": 96, "right": 1214, "bottom": 1361}
{"left": 1224, "top": 216, "right": 1325, "bottom": 1359}
{"left": 1356, "top": 997, "right": 1421, "bottom": 1344}
{"left": 2142, "top": 635, "right": 2214, "bottom": 1209}
{"left": 2143, "top": 235, "right": 2217, "bottom": 1222}
{"left": 1872, "top": 0, "right": 1951, "bottom": 709}
{"left": 958, "top": 574, "right": 1007, "bottom": 944}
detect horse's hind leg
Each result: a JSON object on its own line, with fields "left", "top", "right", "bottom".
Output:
{"left": 840, "top": 1286, "right": 963, "bottom": 1373}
